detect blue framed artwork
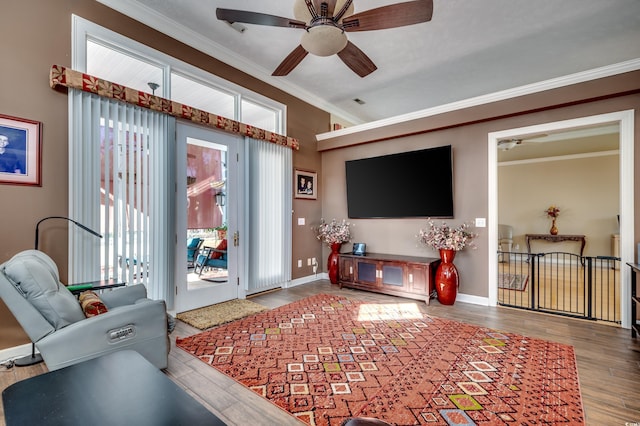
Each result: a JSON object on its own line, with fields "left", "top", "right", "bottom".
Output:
{"left": 0, "top": 114, "right": 41, "bottom": 186}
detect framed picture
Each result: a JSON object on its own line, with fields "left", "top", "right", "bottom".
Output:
{"left": 0, "top": 114, "right": 42, "bottom": 186}
{"left": 294, "top": 169, "right": 317, "bottom": 200}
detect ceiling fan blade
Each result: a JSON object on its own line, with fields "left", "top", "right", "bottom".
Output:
{"left": 272, "top": 45, "right": 309, "bottom": 76}
{"left": 521, "top": 133, "right": 549, "bottom": 142}
{"left": 216, "top": 8, "right": 307, "bottom": 29}
{"left": 337, "top": 41, "right": 377, "bottom": 77}
{"left": 342, "top": 0, "right": 433, "bottom": 32}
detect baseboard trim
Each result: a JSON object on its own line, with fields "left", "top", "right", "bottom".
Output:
{"left": 0, "top": 343, "right": 35, "bottom": 363}
{"left": 288, "top": 273, "right": 329, "bottom": 288}
{"left": 455, "top": 293, "right": 490, "bottom": 306}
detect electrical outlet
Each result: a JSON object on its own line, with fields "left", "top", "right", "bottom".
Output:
{"left": 297, "top": 217, "right": 305, "bottom": 226}
{"left": 297, "top": 259, "right": 302, "bottom": 268}
{"left": 307, "top": 258, "right": 312, "bottom": 266}
{"left": 475, "top": 218, "right": 486, "bottom": 227}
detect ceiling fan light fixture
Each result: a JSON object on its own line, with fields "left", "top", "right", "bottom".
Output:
{"left": 498, "top": 140, "right": 519, "bottom": 151}
{"left": 301, "top": 26, "right": 348, "bottom": 56}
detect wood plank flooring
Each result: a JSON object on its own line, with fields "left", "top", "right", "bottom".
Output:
{"left": 1, "top": 280, "right": 639, "bottom": 425}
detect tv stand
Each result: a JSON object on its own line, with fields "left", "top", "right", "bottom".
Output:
{"left": 338, "top": 252, "right": 439, "bottom": 304}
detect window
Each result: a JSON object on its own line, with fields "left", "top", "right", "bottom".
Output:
{"left": 171, "top": 72, "right": 235, "bottom": 119}
{"left": 87, "top": 40, "right": 165, "bottom": 96}
{"left": 241, "top": 99, "right": 280, "bottom": 133}
{"left": 75, "top": 16, "right": 285, "bottom": 131}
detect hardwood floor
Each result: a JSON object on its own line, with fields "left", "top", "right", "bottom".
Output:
{"left": 1, "top": 280, "right": 639, "bottom": 425}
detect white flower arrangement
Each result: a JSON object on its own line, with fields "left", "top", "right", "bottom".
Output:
{"left": 314, "top": 218, "right": 352, "bottom": 245}
{"left": 418, "top": 219, "right": 477, "bottom": 251}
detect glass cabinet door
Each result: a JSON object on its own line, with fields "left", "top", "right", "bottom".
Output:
{"left": 356, "top": 261, "right": 378, "bottom": 285}
{"left": 381, "top": 264, "right": 403, "bottom": 287}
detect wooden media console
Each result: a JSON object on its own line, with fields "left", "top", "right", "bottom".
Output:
{"left": 338, "top": 252, "right": 439, "bottom": 304}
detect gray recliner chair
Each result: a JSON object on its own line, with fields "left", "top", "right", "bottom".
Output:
{"left": 0, "top": 250, "right": 170, "bottom": 371}
{"left": 498, "top": 224, "right": 514, "bottom": 263}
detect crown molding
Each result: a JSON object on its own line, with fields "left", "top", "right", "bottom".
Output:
{"left": 316, "top": 58, "right": 640, "bottom": 141}
{"left": 96, "top": 0, "right": 364, "bottom": 125}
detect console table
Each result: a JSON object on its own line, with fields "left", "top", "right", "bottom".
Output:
{"left": 338, "top": 252, "right": 439, "bottom": 304}
{"left": 2, "top": 350, "right": 226, "bottom": 426}
{"left": 525, "top": 234, "right": 586, "bottom": 257}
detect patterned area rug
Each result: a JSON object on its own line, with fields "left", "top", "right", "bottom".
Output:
{"left": 176, "top": 299, "right": 268, "bottom": 330}
{"left": 498, "top": 273, "right": 529, "bottom": 291}
{"left": 176, "top": 294, "right": 584, "bottom": 425}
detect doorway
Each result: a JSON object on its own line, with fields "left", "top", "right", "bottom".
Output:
{"left": 174, "top": 123, "right": 241, "bottom": 313}
{"left": 488, "top": 110, "right": 635, "bottom": 329}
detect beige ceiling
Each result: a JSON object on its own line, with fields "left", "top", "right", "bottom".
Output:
{"left": 98, "top": 0, "right": 640, "bottom": 125}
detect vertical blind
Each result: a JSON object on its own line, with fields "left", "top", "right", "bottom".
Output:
{"left": 69, "top": 89, "right": 176, "bottom": 304}
{"left": 246, "top": 137, "right": 292, "bottom": 293}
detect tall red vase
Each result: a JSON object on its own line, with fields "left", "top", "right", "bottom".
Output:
{"left": 435, "top": 249, "right": 459, "bottom": 305}
{"left": 328, "top": 242, "right": 342, "bottom": 284}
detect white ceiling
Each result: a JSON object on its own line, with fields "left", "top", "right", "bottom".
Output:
{"left": 98, "top": 0, "right": 640, "bottom": 125}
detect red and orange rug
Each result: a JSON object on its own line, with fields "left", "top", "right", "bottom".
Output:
{"left": 176, "top": 294, "right": 584, "bottom": 425}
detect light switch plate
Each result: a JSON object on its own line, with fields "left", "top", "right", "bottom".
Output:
{"left": 475, "top": 218, "right": 486, "bottom": 227}
{"left": 297, "top": 217, "right": 305, "bottom": 226}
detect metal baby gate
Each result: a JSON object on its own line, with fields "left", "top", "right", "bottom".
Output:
{"left": 497, "top": 251, "right": 621, "bottom": 323}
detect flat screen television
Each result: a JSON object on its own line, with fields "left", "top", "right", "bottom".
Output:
{"left": 345, "top": 145, "right": 453, "bottom": 219}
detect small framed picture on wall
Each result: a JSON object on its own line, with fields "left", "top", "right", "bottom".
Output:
{"left": 0, "top": 114, "right": 42, "bottom": 186}
{"left": 294, "top": 169, "right": 317, "bottom": 200}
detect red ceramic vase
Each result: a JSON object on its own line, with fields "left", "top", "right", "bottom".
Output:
{"left": 328, "top": 242, "right": 342, "bottom": 284}
{"left": 435, "top": 248, "right": 459, "bottom": 305}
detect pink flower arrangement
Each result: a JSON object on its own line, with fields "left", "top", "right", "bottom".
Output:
{"left": 418, "top": 219, "right": 477, "bottom": 251}
{"left": 314, "top": 218, "right": 352, "bottom": 245}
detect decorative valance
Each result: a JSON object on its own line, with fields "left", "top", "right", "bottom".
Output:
{"left": 49, "top": 65, "right": 299, "bottom": 150}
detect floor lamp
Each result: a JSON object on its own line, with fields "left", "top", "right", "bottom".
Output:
{"left": 14, "top": 216, "right": 102, "bottom": 367}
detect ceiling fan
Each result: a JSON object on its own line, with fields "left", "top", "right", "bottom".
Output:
{"left": 216, "top": 0, "right": 434, "bottom": 77}
{"left": 497, "top": 134, "right": 548, "bottom": 151}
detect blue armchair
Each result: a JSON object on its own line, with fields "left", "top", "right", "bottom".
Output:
{"left": 193, "top": 240, "right": 227, "bottom": 276}
{"left": 187, "top": 237, "right": 203, "bottom": 267}
{"left": 0, "top": 250, "right": 170, "bottom": 371}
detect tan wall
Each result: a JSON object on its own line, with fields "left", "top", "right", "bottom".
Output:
{"left": 0, "top": 0, "right": 327, "bottom": 349}
{"left": 319, "top": 89, "right": 640, "bottom": 300}
{"left": 320, "top": 125, "right": 488, "bottom": 294}
{"left": 498, "top": 154, "right": 620, "bottom": 256}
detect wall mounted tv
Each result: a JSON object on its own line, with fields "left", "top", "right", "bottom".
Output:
{"left": 345, "top": 145, "right": 453, "bottom": 219}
